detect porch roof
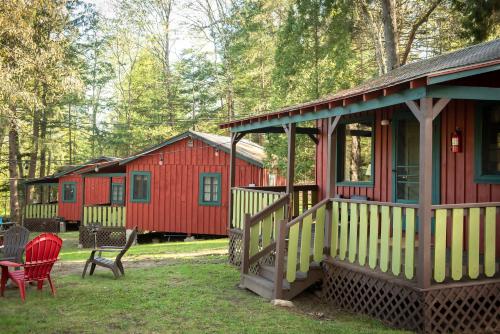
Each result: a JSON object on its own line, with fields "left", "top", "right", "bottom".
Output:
{"left": 220, "top": 39, "right": 500, "bottom": 132}
{"left": 24, "top": 176, "right": 59, "bottom": 185}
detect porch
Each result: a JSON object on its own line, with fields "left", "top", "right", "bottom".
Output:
{"left": 223, "top": 44, "right": 500, "bottom": 333}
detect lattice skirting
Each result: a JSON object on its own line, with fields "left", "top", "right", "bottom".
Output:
{"left": 228, "top": 229, "right": 243, "bottom": 267}
{"left": 24, "top": 218, "right": 61, "bottom": 233}
{"left": 322, "top": 261, "right": 500, "bottom": 333}
{"left": 79, "top": 226, "right": 126, "bottom": 248}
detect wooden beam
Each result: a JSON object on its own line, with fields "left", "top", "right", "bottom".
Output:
{"left": 324, "top": 115, "right": 341, "bottom": 252}
{"left": 286, "top": 123, "right": 296, "bottom": 219}
{"left": 240, "top": 126, "right": 319, "bottom": 135}
{"left": 405, "top": 100, "right": 422, "bottom": 122}
{"left": 417, "top": 97, "right": 433, "bottom": 289}
{"left": 432, "top": 98, "right": 451, "bottom": 120}
{"left": 228, "top": 132, "right": 244, "bottom": 229}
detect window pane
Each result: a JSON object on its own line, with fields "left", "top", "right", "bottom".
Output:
{"left": 64, "top": 184, "right": 74, "bottom": 201}
{"left": 340, "top": 122, "right": 373, "bottom": 182}
{"left": 133, "top": 174, "right": 148, "bottom": 200}
{"left": 482, "top": 106, "right": 500, "bottom": 175}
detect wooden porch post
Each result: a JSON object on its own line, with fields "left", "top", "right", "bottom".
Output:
{"left": 285, "top": 123, "right": 296, "bottom": 219}
{"left": 228, "top": 132, "right": 244, "bottom": 229}
{"left": 417, "top": 97, "right": 434, "bottom": 289}
{"left": 324, "top": 116, "right": 341, "bottom": 253}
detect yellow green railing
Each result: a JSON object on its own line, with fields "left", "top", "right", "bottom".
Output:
{"left": 231, "top": 188, "right": 284, "bottom": 230}
{"left": 432, "top": 203, "right": 499, "bottom": 282}
{"left": 330, "top": 199, "right": 418, "bottom": 281}
{"left": 83, "top": 205, "right": 126, "bottom": 227}
{"left": 285, "top": 198, "right": 328, "bottom": 283}
{"left": 24, "top": 204, "right": 58, "bottom": 219}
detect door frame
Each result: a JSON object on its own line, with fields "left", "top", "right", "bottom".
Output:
{"left": 391, "top": 110, "right": 441, "bottom": 205}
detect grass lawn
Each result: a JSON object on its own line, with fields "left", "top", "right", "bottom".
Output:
{"left": 0, "top": 232, "right": 409, "bottom": 334}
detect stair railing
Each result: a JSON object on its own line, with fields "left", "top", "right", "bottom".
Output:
{"left": 241, "top": 194, "right": 289, "bottom": 282}
{"left": 272, "top": 198, "right": 329, "bottom": 299}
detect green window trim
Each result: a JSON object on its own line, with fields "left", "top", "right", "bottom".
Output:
{"left": 474, "top": 103, "right": 500, "bottom": 184}
{"left": 199, "top": 172, "right": 222, "bottom": 206}
{"left": 130, "top": 171, "right": 151, "bottom": 203}
{"left": 336, "top": 117, "right": 375, "bottom": 187}
{"left": 111, "top": 183, "right": 125, "bottom": 205}
{"left": 62, "top": 182, "right": 77, "bottom": 203}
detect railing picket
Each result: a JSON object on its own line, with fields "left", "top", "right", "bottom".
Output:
{"left": 313, "top": 204, "right": 325, "bottom": 262}
{"left": 392, "top": 207, "right": 403, "bottom": 276}
{"left": 348, "top": 203, "right": 358, "bottom": 263}
{"left": 249, "top": 221, "right": 260, "bottom": 257}
{"left": 404, "top": 208, "right": 415, "bottom": 279}
{"left": 368, "top": 205, "right": 379, "bottom": 269}
{"left": 380, "top": 206, "right": 390, "bottom": 272}
{"left": 358, "top": 204, "right": 368, "bottom": 266}
{"left": 451, "top": 208, "right": 464, "bottom": 280}
{"left": 262, "top": 212, "right": 273, "bottom": 248}
{"left": 434, "top": 209, "right": 447, "bottom": 282}
{"left": 300, "top": 215, "right": 312, "bottom": 272}
{"left": 330, "top": 201, "right": 340, "bottom": 257}
{"left": 467, "top": 208, "right": 480, "bottom": 279}
{"left": 339, "top": 202, "right": 349, "bottom": 260}
{"left": 484, "top": 207, "right": 496, "bottom": 277}
{"left": 286, "top": 223, "right": 300, "bottom": 282}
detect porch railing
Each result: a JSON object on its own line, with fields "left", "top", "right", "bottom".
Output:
{"left": 431, "top": 203, "right": 500, "bottom": 283}
{"left": 231, "top": 187, "right": 285, "bottom": 229}
{"left": 83, "top": 205, "right": 126, "bottom": 227}
{"left": 24, "top": 204, "right": 58, "bottom": 219}
{"left": 329, "top": 199, "right": 419, "bottom": 281}
{"left": 241, "top": 194, "right": 289, "bottom": 278}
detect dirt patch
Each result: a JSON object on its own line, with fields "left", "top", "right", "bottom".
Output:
{"left": 53, "top": 249, "right": 228, "bottom": 276}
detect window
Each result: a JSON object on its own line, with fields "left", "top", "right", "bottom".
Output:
{"left": 130, "top": 171, "right": 151, "bottom": 203}
{"left": 199, "top": 173, "right": 221, "bottom": 206}
{"left": 111, "top": 183, "right": 124, "bottom": 204}
{"left": 337, "top": 120, "right": 374, "bottom": 185}
{"left": 475, "top": 104, "right": 500, "bottom": 183}
{"left": 62, "top": 182, "right": 77, "bottom": 203}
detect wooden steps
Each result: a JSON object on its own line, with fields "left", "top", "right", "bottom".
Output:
{"left": 240, "top": 263, "right": 323, "bottom": 300}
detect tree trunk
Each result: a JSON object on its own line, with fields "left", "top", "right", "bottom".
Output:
{"left": 8, "top": 109, "right": 20, "bottom": 224}
{"left": 381, "top": 0, "right": 399, "bottom": 70}
{"left": 27, "top": 86, "right": 40, "bottom": 202}
{"left": 39, "top": 84, "right": 48, "bottom": 177}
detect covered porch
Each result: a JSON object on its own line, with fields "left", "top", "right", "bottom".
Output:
{"left": 24, "top": 176, "right": 59, "bottom": 220}
{"left": 223, "top": 43, "right": 500, "bottom": 334}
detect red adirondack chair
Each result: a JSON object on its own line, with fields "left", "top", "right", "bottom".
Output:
{"left": 0, "top": 233, "right": 62, "bottom": 301}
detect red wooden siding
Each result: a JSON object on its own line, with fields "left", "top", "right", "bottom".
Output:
{"left": 84, "top": 177, "right": 111, "bottom": 205}
{"left": 112, "top": 176, "right": 125, "bottom": 184}
{"left": 316, "top": 108, "right": 395, "bottom": 201}
{"left": 58, "top": 175, "right": 83, "bottom": 221}
{"left": 125, "top": 137, "right": 271, "bottom": 235}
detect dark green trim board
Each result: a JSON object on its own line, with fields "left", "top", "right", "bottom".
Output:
{"left": 130, "top": 171, "right": 151, "bottom": 203}
{"left": 230, "top": 87, "right": 427, "bottom": 133}
{"left": 199, "top": 172, "right": 222, "bottom": 206}
{"left": 426, "top": 86, "right": 500, "bottom": 101}
{"left": 111, "top": 183, "right": 125, "bottom": 204}
{"left": 336, "top": 117, "right": 375, "bottom": 187}
{"left": 474, "top": 103, "right": 500, "bottom": 184}
{"left": 62, "top": 182, "right": 77, "bottom": 203}
{"left": 427, "top": 64, "right": 500, "bottom": 85}
{"left": 390, "top": 110, "right": 441, "bottom": 204}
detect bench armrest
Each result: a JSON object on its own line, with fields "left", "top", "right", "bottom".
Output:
{"left": 0, "top": 260, "right": 23, "bottom": 268}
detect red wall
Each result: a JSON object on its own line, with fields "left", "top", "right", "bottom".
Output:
{"left": 316, "top": 100, "right": 500, "bottom": 204}
{"left": 58, "top": 174, "right": 83, "bottom": 221}
{"left": 316, "top": 108, "right": 395, "bottom": 201}
{"left": 125, "top": 137, "right": 271, "bottom": 235}
{"left": 84, "top": 177, "right": 111, "bottom": 205}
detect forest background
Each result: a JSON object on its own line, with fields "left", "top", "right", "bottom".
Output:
{"left": 0, "top": 0, "right": 498, "bottom": 220}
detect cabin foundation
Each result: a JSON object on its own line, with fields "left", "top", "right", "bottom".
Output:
{"left": 322, "top": 260, "right": 500, "bottom": 333}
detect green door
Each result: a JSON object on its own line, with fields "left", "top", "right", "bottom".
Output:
{"left": 393, "top": 116, "right": 420, "bottom": 204}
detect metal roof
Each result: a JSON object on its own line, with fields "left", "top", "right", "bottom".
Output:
{"left": 119, "top": 130, "right": 266, "bottom": 167}
{"left": 221, "top": 38, "right": 500, "bottom": 129}
{"left": 53, "top": 156, "right": 119, "bottom": 178}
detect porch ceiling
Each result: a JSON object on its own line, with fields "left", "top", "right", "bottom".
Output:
{"left": 221, "top": 39, "right": 500, "bottom": 133}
